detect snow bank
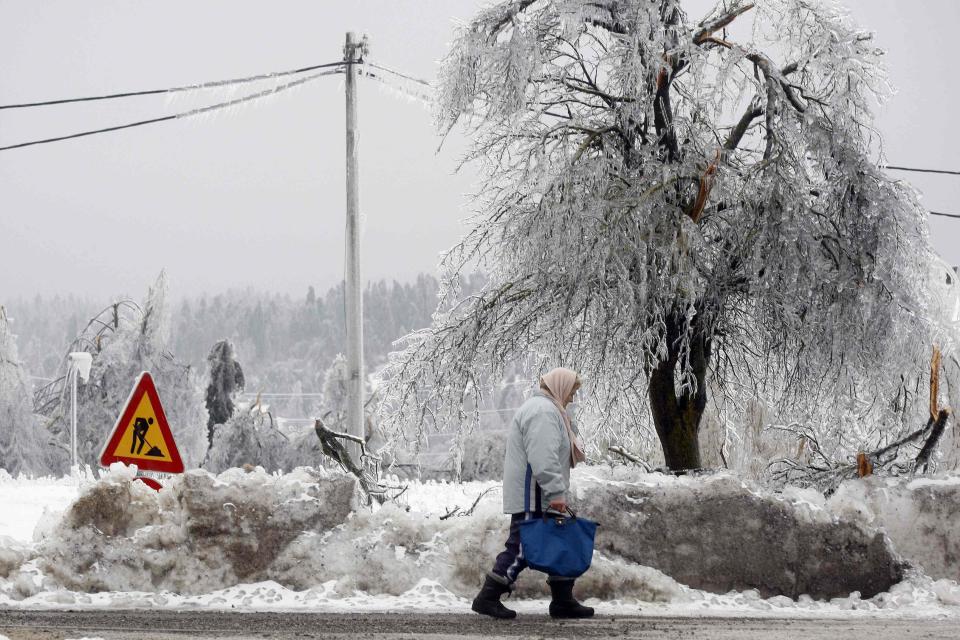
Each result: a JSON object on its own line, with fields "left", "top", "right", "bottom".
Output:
{"left": 38, "top": 464, "right": 356, "bottom": 594}
{"left": 573, "top": 467, "right": 904, "bottom": 599}
{"left": 829, "top": 475, "right": 960, "bottom": 581}
{"left": 4, "top": 464, "right": 960, "bottom": 617}
{"left": 269, "top": 498, "right": 686, "bottom": 602}
{"left": 5, "top": 466, "right": 682, "bottom": 603}
{"left": 0, "top": 536, "right": 30, "bottom": 580}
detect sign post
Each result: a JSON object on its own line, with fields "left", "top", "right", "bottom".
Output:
{"left": 99, "top": 371, "right": 184, "bottom": 488}
{"left": 67, "top": 352, "right": 92, "bottom": 471}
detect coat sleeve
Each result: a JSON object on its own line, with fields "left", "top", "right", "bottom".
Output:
{"left": 522, "top": 408, "right": 566, "bottom": 502}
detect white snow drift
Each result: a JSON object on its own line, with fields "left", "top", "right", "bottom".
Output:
{"left": 0, "top": 464, "right": 958, "bottom": 617}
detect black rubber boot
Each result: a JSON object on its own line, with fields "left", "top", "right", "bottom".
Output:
{"left": 548, "top": 579, "right": 594, "bottom": 619}
{"left": 471, "top": 575, "right": 517, "bottom": 619}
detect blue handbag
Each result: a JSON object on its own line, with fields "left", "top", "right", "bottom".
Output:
{"left": 517, "top": 464, "right": 598, "bottom": 578}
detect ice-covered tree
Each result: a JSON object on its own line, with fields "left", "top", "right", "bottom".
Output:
{"left": 383, "top": 0, "right": 944, "bottom": 470}
{"left": 44, "top": 273, "right": 208, "bottom": 471}
{"left": 0, "top": 306, "right": 52, "bottom": 476}
{"left": 205, "top": 339, "right": 245, "bottom": 446}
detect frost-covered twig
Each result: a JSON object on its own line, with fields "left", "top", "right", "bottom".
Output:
{"left": 766, "top": 409, "right": 952, "bottom": 491}
{"left": 608, "top": 445, "right": 652, "bottom": 471}
{"left": 438, "top": 486, "right": 500, "bottom": 520}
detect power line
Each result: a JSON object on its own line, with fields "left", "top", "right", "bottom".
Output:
{"left": 0, "top": 69, "right": 340, "bottom": 152}
{"left": 0, "top": 61, "right": 347, "bottom": 110}
{"left": 930, "top": 211, "right": 960, "bottom": 220}
{"left": 361, "top": 70, "right": 434, "bottom": 106}
{"left": 0, "top": 114, "right": 177, "bottom": 151}
{"left": 364, "top": 61, "right": 432, "bottom": 87}
{"left": 883, "top": 165, "right": 960, "bottom": 177}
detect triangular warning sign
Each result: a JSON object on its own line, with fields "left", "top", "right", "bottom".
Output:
{"left": 99, "top": 371, "right": 184, "bottom": 473}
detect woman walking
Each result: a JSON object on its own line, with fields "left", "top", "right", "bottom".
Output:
{"left": 471, "top": 367, "right": 594, "bottom": 620}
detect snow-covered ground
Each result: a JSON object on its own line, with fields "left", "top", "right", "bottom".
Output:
{"left": 0, "top": 471, "right": 79, "bottom": 542}
{"left": 1, "top": 466, "right": 959, "bottom": 619}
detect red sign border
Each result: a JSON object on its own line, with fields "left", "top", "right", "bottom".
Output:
{"left": 99, "top": 371, "right": 184, "bottom": 473}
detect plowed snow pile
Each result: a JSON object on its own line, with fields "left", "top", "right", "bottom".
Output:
{"left": 0, "top": 464, "right": 959, "bottom": 616}
{"left": 41, "top": 465, "right": 356, "bottom": 594}
{"left": 829, "top": 475, "right": 960, "bottom": 581}
{"left": 574, "top": 468, "right": 904, "bottom": 598}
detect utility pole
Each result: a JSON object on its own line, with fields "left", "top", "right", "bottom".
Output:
{"left": 344, "top": 32, "right": 365, "bottom": 466}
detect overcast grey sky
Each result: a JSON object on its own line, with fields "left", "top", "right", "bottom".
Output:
{"left": 1, "top": 1, "right": 958, "bottom": 301}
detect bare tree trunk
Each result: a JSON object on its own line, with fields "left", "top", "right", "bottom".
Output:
{"left": 647, "top": 312, "right": 710, "bottom": 471}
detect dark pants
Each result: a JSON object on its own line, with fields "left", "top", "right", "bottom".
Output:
{"left": 489, "top": 512, "right": 573, "bottom": 586}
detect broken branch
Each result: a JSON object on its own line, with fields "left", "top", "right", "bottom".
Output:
{"left": 694, "top": 3, "right": 756, "bottom": 45}
{"left": 609, "top": 445, "right": 652, "bottom": 471}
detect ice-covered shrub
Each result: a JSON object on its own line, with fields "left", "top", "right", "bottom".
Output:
{"left": 203, "top": 411, "right": 292, "bottom": 473}
{"left": 458, "top": 429, "right": 505, "bottom": 482}
{"left": 204, "top": 411, "right": 335, "bottom": 474}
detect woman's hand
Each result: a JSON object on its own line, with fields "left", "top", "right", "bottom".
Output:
{"left": 548, "top": 499, "right": 567, "bottom": 513}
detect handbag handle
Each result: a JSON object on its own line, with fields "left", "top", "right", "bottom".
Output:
{"left": 544, "top": 507, "right": 576, "bottom": 521}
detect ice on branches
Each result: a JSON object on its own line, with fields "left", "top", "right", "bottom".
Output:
{"left": 380, "top": 0, "right": 949, "bottom": 469}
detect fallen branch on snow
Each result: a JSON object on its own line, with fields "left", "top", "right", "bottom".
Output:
{"left": 608, "top": 445, "right": 652, "bottom": 471}
{"left": 766, "top": 409, "right": 951, "bottom": 492}
{"left": 439, "top": 486, "right": 500, "bottom": 520}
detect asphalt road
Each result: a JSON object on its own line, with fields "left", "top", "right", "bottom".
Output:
{"left": 1, "top": 610, "right": 958, "bottom": 640}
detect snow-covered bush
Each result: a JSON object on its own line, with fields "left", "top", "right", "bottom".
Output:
{"left": 458, "top": 429, "right": 505, "bottom": 482}
{"left": 203, "top": 410, "right": 291, "bottom": 473}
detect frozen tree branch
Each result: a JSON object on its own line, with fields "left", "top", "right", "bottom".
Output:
{"left": 313, "top": 418, "right": 383, "bottom": 497}
{"left": 914, "top": 410, "right": 950, "bottom": 473}
{"left": 438, "top": 486, "right": 500, "bottom": 520}
{"left": 693, "top": 3, "right": 756, "bottom": 45}
{"left": 382, "top": 0, "right": 947, "bottom": 472}
{"left": 609, "top": 445, "right": 652, "bottom": 471}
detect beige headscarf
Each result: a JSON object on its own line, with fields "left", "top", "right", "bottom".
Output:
{"left": 539, "top": 367, "right": 587, "bottom": 468}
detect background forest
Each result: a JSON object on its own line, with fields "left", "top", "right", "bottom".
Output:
{"left": 11, "top": 274, "right": 487, "bottom": 416}
{"left": 2, "top": 272, "right": 523, "bottom": 478}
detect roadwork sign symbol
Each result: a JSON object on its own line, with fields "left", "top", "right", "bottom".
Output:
{"left": 99, "top": 371, "right": 184, "bottom": 473}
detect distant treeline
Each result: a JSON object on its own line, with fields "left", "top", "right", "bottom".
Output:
{"left": 9, "top": 273, "right": 486, "bottom": 416}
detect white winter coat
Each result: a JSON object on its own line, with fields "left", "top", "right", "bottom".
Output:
{"left": 501, "top": 390, "right": 577, "bottom": 514}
